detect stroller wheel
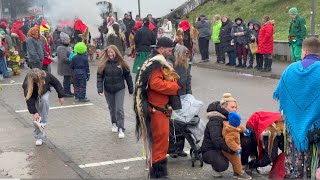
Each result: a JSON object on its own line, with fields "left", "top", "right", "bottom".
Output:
{"left": 192, "top": 161, "right": 195, "bottom": 167}
{"left": 200, "top": 160, "right": 204, "bottom": 167}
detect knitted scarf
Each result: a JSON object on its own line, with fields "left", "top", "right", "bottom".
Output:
{"left": 273, "top": 61, "right": 320, "bottom": 152}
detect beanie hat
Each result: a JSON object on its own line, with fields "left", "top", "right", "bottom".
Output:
{"left": 288, "top": 7, "right": 298, "bottom": 15}
{"left": 60, "top": 32, "right": 70, "bottom": 41}
{"left": 228, "top": 112, "right": 241, "bottom": 127}
{"left": 74, "top": 42, "right": 87, "bottom": 54}
{"left": 220, "top": 93, "right": 237, "bottom": 105}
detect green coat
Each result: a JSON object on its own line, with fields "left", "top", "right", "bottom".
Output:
{"left": 289, "top": 15, "right": 307, "bottom": 39}
{"left": 211, "top": 21, "right": 222, "bottom": 43}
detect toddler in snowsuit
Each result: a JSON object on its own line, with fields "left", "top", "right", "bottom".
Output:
{"left": 70, "top": 42, "right": 90, "bottom": 102}
{"left": 222, "top": 112, "right": 252, "bottom": 179}
{"left": 8, "top": 49, "right": 21, "bottom": 75}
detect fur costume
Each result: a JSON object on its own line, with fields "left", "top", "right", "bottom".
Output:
{"left": 8, "top": 49, "right": 20, "bottom": 75}
{"left": 134, "top": 54, "right": 180, "bottom": 177}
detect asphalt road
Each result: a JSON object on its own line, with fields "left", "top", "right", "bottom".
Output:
{"left": 0, "top": 57, "right": 280, "bottom": 179}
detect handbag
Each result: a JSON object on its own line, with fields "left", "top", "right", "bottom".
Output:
{"left": 249, "top": 41, "right": 258, "bottom": 54}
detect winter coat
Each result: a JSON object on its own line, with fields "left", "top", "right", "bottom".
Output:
{"left": 57, "top": 45, "right": 72, "bottom": 76}
{"left": 201, "top": 101, "right": 234, "bottom": 153}
{"left": 289, "top": 15, "right": 307, "bottom": 39}
{"left": 124, "top": 18, "right": 136, "bottom": 32}
{"left": 222, "top": 121, "right": 246, "bottom": 152}
{"left": 70, "top": 54, "right": 90, "bottom": 77}
{"left": 258, "top": 20, "right": 274, "bottom": 55}
{"left": 53, "top": 30, "right": 61, "bottom": 46}
{"left": 134, "top": 26, "right": 156, "bottom": 52}
{"left": 107, "top": 34, "right": 125, "bottom": 55}
{"left": 41, "top": 37, "right": 52, "bottom": 66}
{"left": 219, "top": 19, "right": 235, "bottom": 53}
{"left": 118, "top": 19, "right": 127, "bottom": 33}
{"left": 174, "top": 65, "right": 192, "bottom": 95}
{"left": 97, "top": 59, "right": 134, "bottom": 94}
{"left": 211, "top": 21, "right": 222, "bottom": 43}
{"left": 26, "top": 37, "right": 46, "bottom": 63}
{"left": 195, "top": 20, "right": 212, "bottom": 40}
{"left": 161, "top": 21, "right": 173, "bottom": 39}
{"left": 22, "top": 72, "right": 64, "bottom": 114}
{"left": 231, "top": 18, "right": 248, "bottom": 45}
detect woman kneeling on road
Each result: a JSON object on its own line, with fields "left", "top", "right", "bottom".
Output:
{"left": 22, "top": 68, "right": 64, "bottom": 146}
{"left": 97, "top": 45, "right": 134, "bottom": 139}
{"left": 201, "top": 93, "right": 244, "bottom": 178}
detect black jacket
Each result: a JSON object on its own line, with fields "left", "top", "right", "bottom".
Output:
{"left": 134, "top": 26, "right": 156, "bottom": 52}
{"left": 219, "top": 19, "right": 235, "bottom": 53}
{"left": 70, "top": 54, "right": 90, "bottom": 77}
{"left": 97, "top": 59, "right": 134, "bottom": 94}
{"left": 174, "top": 65, "right": 192, "bottom": 96}
{"left": 124, "top": 18, "right": 136, "bottom": 32}
{"left": 22, "top": 73, "right": 64, "bottom": 114}
{"left": 201, "top": 101, "right": 234, "bottom": 153}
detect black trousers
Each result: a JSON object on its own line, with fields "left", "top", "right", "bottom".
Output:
{"left": 198, "top": 37, "right": 209, "bottom": 60}
{"left": 202, "top": 150, "right": 229, "bottom": 172}
{"left": 215, "top": 43, "right": 225, "bottom": 62}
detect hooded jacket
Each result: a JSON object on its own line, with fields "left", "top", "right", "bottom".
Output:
{"left": 222, "top": 121, "right": 246, "bottom": 152}
{"left": 219, "top": 18, "right": 235, "bottom": 53}
{"left": 201, "top": 101, "right": 234, "bottom": 153}
{"left": 231, "top": 17, "right": 248, "bottom": 45}
{"left": 258, "top": 20, "right": 274, "bottom": 55}
{"left": 195, "top": 18, "right": 212, "bottom": 40}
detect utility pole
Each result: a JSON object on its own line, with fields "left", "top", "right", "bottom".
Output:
{"left": 310, "top": 0, "right": 317, "bottom": 36}
{"left": 0, "top": 0, "right": 2, "bottom": 18}
{"left": 138, "top": 0, "right": 141, "bottom": 17}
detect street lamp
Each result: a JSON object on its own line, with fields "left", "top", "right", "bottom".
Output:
{"left": 310, "top": 0, "right": 317, "bottom": 37}
{"left": 138, "top": 0, "right": 141, "bottom": 17}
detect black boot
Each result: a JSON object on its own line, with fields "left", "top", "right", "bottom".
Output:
{"left": 241, "top": 59, "right": 247, "bottom": 68}
{"left": 150, "top": 159, "right": 169, "bottom": 179}
{"left": 236, "top": 59, "right": 242, "bottom": 68}
{"left": 257, "top": 58, "right": 263, "bottom": 70}
{"left": 261, "top": 58, "right": 269, "bottom": 72}
{"left": 266, "top": 59, "right": 272, "bottom": 72}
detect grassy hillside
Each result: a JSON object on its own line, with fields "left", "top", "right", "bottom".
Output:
{"left": 186, "top": 0, "right": 320, "bottom": 40}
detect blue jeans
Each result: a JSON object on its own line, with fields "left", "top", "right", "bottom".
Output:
{"left": 74, "top": 75, "right": 87, "bottom": 99}
{"left": 0, "top": 57, "right": 10, "bottom": 78}
{"left": 34, "top": 92, "right": 50, "bottom": 140}
{"left": 227, "top": 51, "right": 236, "bottom": 65}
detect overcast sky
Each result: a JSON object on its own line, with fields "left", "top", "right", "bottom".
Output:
{"left": 107, "top": 0, "right": 188, "bottom": 18}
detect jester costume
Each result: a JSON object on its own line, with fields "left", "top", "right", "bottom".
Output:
{"left": 134, "top": 53, "right": 180, "bottom": 178}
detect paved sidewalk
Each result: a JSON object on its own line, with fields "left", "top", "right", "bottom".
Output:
{"left": 193, "top": 53, "right": 291, "bottom": 79}
{"left": 0, "top": 100, "right": 83, "bottom": 179}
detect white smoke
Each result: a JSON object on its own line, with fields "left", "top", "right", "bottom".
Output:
{"left": 45, "top": 0, "right": 104, "bottom": 38}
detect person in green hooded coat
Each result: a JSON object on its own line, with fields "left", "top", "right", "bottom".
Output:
{"left": 288, "top": 7, "right": 307, "bottom": 61}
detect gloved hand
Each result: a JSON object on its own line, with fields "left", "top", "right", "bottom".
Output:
{"left": 244, "top": 129, "right": 252, "bottom": 137}
{"left": 235, "top": 148, "right": 242, "bottom": 155}
{"left": 86, "top": 73, "right": 90, "bottom": 81}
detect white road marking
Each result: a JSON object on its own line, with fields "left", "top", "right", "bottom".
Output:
{"left": 15, "top": 103, "right": 94, "bottom": 113}
{"left": 79, "top": 150, "right": 191, "bottom": 169}
{"left": 0, "top": 83, "right": 23, "bottom": 86}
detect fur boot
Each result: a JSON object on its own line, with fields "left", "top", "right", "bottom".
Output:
{"left": 149, "top": 159, "right": 168, "bottom": 179}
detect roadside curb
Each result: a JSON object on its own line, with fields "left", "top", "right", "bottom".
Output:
{"left": 194, "top": 63, "right": 282, "bottom": 80}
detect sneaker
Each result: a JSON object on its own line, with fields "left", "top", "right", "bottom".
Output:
{"left": 79, "top": 98, "right": 90, "bottom": 102}
{"left": 212, "top": 170, "right": 222, "bottom": 178}
{"left": 118, "top": 128, "right": 125, "bottom": 139}
{"left": 111, "top": 123, "right": 118, "bottom": 133}
{"left": 35, "top": 139, "right": 43, "bottom": 146}
{"left": 236, "top": 172, "right": 252, "bottom": 180}
{"left": 33, "top": 120, "right": 44, "bottom": 132}
{"left": 178, "top": 151, "right": 188, "bottom": 157}
{"left": 64, "top": 94, "right": 74, "bottom": 98}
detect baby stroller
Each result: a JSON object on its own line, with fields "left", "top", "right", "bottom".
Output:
{"left": 168, "top": 94, "right": 205, "bottom": 167}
